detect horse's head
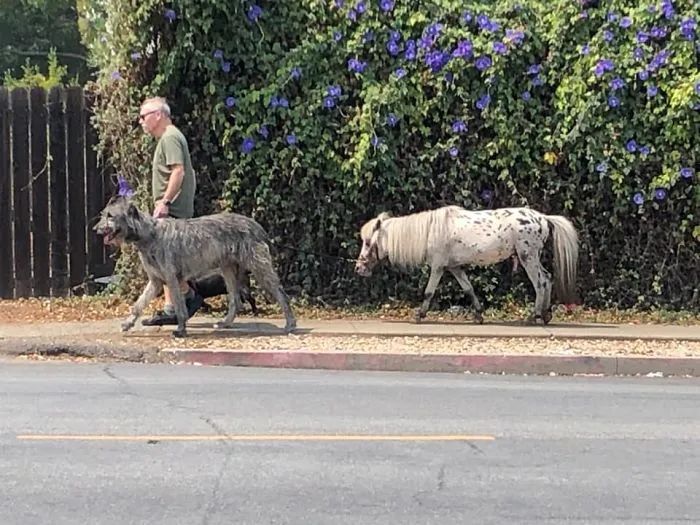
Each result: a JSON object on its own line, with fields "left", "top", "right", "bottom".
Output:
{"left": 355, "top": 212, "right": 390, "bottom": 277}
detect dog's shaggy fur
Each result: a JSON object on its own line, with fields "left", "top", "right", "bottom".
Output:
{"left": 94, "top": 196, "right": 296, "bottom": 337}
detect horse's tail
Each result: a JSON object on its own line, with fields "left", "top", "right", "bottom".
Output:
{"left": 545, "top": 215, "right": 579, "bottom": 304}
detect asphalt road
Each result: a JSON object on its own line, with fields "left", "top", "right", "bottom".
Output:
{"left": 0, "top": 361, "right": 698, "bottom": 524}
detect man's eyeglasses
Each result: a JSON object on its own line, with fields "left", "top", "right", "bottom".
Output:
{"left": 138, "top": 109, "right": 159, "bottom": 121}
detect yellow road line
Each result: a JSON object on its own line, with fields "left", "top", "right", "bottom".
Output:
{"left": 17, "top": 434, "right": 495, "bottom": 442}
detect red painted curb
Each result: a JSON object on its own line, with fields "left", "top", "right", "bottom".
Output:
{"left": 161, "top": 350, "right": 700, "bottom": 376}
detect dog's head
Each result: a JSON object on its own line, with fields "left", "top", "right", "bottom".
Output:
{"left": 93, "top": 196, "right": 145, "bottom": 246}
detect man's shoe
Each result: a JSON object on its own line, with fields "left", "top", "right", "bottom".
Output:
{"left": 186, "top": 292, "right": 204, "bottom": 318}
{"left": 141, "top": 310, "right": 177, "bottom": 326}
{"left": 141, "top": 293, "right": 204, "bottom": 326}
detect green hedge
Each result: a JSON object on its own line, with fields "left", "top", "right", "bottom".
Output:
{"left": 81, "top": 0, "right": 699, "bottom": 310}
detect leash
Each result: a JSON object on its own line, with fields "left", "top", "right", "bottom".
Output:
{"left": 271, "top": 241, "right": 357, "bottom": 264}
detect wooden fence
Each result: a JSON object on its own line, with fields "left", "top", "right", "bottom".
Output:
{"left": 0, "top": 86, "right": 115, "bottom": 299}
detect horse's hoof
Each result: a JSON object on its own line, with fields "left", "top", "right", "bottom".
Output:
{"left": 542, "top": 310, "right": 553, "bottom": 325}
{"left": 284, "top": 321, "right": 297, "bottom": 334}
{"left": 474, "top": 312, "right": 484, "bottom": 324}
{"left": 414, "top": 309, "right": 426, "bottom": 323}
{"left": 172, "top": 329, "right": 187, "bottom": 338}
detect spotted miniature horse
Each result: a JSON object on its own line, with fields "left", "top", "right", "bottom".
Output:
{"left": 354, "top": 205, "right": 579, "bottom": 324}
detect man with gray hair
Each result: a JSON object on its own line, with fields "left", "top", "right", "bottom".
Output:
{"left": 137, "top": 96, "right": 203, "bottom": 325}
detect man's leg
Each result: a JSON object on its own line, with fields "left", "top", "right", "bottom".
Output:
{"left": 143, "top": 280, "right": 203, "bottom": 326}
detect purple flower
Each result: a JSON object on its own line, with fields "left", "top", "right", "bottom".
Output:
{"left": 647, "top": 85, "right": 658, "bottom": 97}
{"left": 424, "top": 50, "right": 450, "bottom": 73}
{"left": 626, "top": 139, "right": 637, "bottom": 153}
{"left": 389, "top": 30, "right": 401, "bottom": 42}
{"left": 110, "top": 70, "right": 121, "bottom": 81}
{"left": 386, "top": 39, "right": 401, "bottom": 56}
{"left": 247, "top": 5, "right": 262, "bottom": 22}
{"left": 452, "top": 120, "right": 467, "bottom": 133}
{"left": 619, "top": 16, "right": 632, "bottom": 28}
{"left": 531, "top": 75, "right": 543, "bottom": 86}
{"left": 334, "top": 0, "right": 344, "bottom": 6}
{"left": 394, "top": 67, "right": 407, "bottom": 79}
{"left": 164, "top": 8, "right": 176, "bottom": 22}
{"left": 333, "top": 31, "right": 343, "bottom": 42}
{"left": 633, "top": 47, "right": 645, "bottom": 62}
{"left": 476, "top": 94, "right": 491, "bottom": 111}
{"left": 449, "top": 146, "right": 459, "bottom": 158}
{"left": 596, "top": 162, "right": 608, "bottom": 173}
{"left": 610, "top": 77, "right": 625, "bottom": 90}
{"left": 225, "top": 96, "right": 236, "bottom": 108}
{"left": 363, "top": 30, "right": 375, "bottom": 43}
{"left": 371, "top": 135, "right": 381, "bottom": 147}
{"left": 419, "top": 23, "right": 443, "bottom": 50}
{"left": 270, "top": 95, "right": 289, "bottom": 108}
{"left": 639, "top": 145, "right": 650, "bottom": 156}
{"left": 580, "top": 44, "right": 590, "bottom": 55}
{"left": 638, "top": 70, "right": 649, "bottom": 81}
{"left": 475, "top": 55, "right": 492, "bottom": 71}
{"left": 348, "top": 58, "right": 368, "bottom": 73}
{"left": 527, "top": 64, "right": 541, "bottom": 76}
{"left": 241, "top": 137, "right": 255, "bottom": 154}
{"left": 648, "top": 49, "right": 671, "bottom": 72}
{"left": 696, "top": 82, "right": 700, "bottom": 95}
{"left": 608, "top": 95, "right": 620, "bottom": 108}
{"left": 355, "top": 1, "right": 366, "bottom": 13}
{"left": 480, "top": 189, "right": 494, "bottom": 202}
{"left": 606, "top": 12, "right": 618, "bottom": 22}
{"left": 636, "top": 31, "right": 649, "bottom": 44}
{"left": 386, "top": 113, "right": 398, "bottom": 127}
{"left": 661, "top": 0, "right": 674, "bottom": 20}
{"left": 461, "top": 11, "right": 473, "bottom": 24}
{"left": 452, "top": 40, "right": 473, "bottom": 58}
{"left": 404, "top": 39, "right": 417, "bottom": 61}
{"left": 492, "top": 42, "right": 507, "bottom": 55}
{"left": 603, "top": 30, "right": 614, "bottom": 42}
{"left": 213, "top": 49, "right": 223, "bottom": 60}
{"left": 222, "top": 61, "right": 231, "bottom": 73}
{"left": 286, "top": 134, "right": 297, "bottom": 145}
{"left": 380, "top": 0, "right": 395, "bottom": 12}
{"left": 291, "top": 67, "right": 302, "bottom": 80}
{"left": 632, "top": 192, "right": 644, "bottom": 205}
{"left": 521, "top": 90, "right": 532, "bottom": 101}
{"left": 130, "top": 51, "right": 142, "bottom": 61}
{"left": 477, "top": 14, "right": 500, "bottom": 33}
{"left": 505, "top": 28, "right": 525, "bottom": 45}
{"left": 680, "top": 167, "right": 694, "bottom": 179}
{"left": 323, "top": 96, "right": 336, "bottom": 108}
{"left": 654, "top": 188, "right": 667, "bottom": 201}
{"left": 258, "top": 125, "right": 269, "bottom": 138}
{"left": 327, "top": 85, "right": 342, "bottom": 97}
{"left": 680, "top": 18, "right": 697, "bottom": 40}
{"left": 117, "top": 176, "right": 134, "bottom": 198}
{"left": 650, "top": 26, "right": 667, "bottom": 39}
{"left": 594, "top": 58, "right": 614, "bottom": 77}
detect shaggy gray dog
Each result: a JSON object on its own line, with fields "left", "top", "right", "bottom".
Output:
{"left": 94, "top": 196, "right": 296, "bottom": 337}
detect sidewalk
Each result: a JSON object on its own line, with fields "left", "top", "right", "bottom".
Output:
{"left": 1, "top": 316, "right": 699, "bottom": 377}
{"left": 1, "top": 315, "right": 699, "bottom": 341}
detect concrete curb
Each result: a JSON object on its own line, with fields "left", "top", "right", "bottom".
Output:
{"left": 161, "top": 349, "right": 700, "bottom": 377}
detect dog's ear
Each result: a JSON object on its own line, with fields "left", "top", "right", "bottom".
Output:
{"left": 127, "top": 203, "right": 140, "bottom": 218}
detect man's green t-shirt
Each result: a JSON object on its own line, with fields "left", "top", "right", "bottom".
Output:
{"left": 151, "top": 124, "right": 196, "bottom": 219}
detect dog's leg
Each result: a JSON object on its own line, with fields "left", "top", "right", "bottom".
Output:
{"left": 167, "top": 277, "right": 189, "bottom": 338}
{"left": 213, "top": 265, "right": 241, "bottom": 329}
{"left": 121, "top": 279, "right": 163, "bottom": 332}
{"left": 252, "top": 262, "right": 296, "bottom": 334}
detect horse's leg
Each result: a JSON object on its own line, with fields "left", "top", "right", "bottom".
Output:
{"left": 449, "top": 267, "right": 484, "bottom": 324}
{"left": 415, "top": 266, "right": 444, "bottom": 322}
{"left": 517, "top": 247, "right": 552, "bottom": 324}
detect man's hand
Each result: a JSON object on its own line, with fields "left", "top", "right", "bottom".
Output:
{"left": 153, "top": 200, "right": 170, "bottom": 218}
